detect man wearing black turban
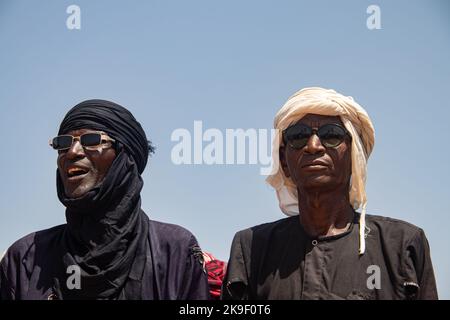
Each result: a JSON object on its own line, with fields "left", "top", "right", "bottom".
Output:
{"left": 0, "top": 100, "right": 210, "bottom": 300}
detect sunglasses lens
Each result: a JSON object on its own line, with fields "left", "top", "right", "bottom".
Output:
{"left": 290, "top": 137, "right": 309, "bottom": 149}
{"left": 52, "top": 135, "right": 73, "bottom": 150}
{"left": 318, "top": 124, "right": 346, "bottom": 147}
{"left": 285, "top": 124, "right": 311, "bottom": 149}
{"left": 80, "top": 133, "right": 102, "bottom": 147}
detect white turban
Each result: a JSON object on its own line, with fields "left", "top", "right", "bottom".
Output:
{"left": 266, "top": 87, "right": 375, "bottom": 254}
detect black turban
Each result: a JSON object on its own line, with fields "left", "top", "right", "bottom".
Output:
{"left": 58, "top": 99, "right": 150, "bottom": 174}
{"left": 54, "top": 99, "right": 151, "bottom": 299}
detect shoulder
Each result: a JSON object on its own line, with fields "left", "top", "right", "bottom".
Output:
{"left": 365, "top": 214, "right": 425, "bottom": 242}
{"left": 366, "top": 214, "right": 422, "bottom": 230}
{"left": 366, "top": 215, "right": 427, "bottom": 251}
{"left": 0, "top": 225, "right": 66, "bottom": 296}
{"left": 147, "top": 220, "right": 205, "bottom": 276}
{"left": 1, "top": 225, "right": 65, "bottom": 266}
{"left": 231, "top": 216, "right": 298, "bottom": 248}
{"left": 148, "top": 219, "right": 200, "bottom": 247}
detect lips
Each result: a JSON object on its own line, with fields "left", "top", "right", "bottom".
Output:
{"left": 66, "top": 165, "right": 90, "bottom": 179}
{"left": 301, "top": 160, "right": 329, "bottom": 168}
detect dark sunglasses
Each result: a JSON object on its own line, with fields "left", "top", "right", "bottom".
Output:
{"left": 49, "top": 132, "right": 115, "bottom": 151}
{"left": 283, "top": 123, "right": 350, "bottom": 149}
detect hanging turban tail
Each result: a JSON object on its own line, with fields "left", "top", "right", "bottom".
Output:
{"left": 266, "top": 87, "right": 375, "bottom": 254}
{"left": 58, "top": 99, "right": 149, "bottom": 174}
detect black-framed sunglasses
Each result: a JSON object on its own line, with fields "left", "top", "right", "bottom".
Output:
{"left": 49, "top": 132, "right": 115, "bottom": 151}
{"left": 283, "top": 123, "right": 351, "bottom": 149}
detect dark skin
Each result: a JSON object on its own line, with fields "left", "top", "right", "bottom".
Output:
{"left": 57, "top": 129, "right": 116, "bottom": 198}
{"left": 280, "top": 114, "right": 354, "bottom": 238}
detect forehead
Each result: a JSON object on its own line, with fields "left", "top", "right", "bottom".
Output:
{"left": 295, "top": 114, "right": 343, "bottom": 127}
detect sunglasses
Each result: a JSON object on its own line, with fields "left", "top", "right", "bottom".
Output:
{"left": 283, "top": 123, "right": 350, "bottom": 149}
{"left": 49, "top": 132, "right": 115, "bottom": 151}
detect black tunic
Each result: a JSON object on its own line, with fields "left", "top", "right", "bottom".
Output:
{"left": 222, "top": 214, "right": 438, "bottom": 300}
{"left": 0, "top": 219, "right": 210, "bottom": 300}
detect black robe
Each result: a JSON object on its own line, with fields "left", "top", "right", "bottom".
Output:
{"left": 222, "top": 213, "right": 438, "bottom": 300}
{"left": 0, "top": 218, "right": 210, "bottom": 300}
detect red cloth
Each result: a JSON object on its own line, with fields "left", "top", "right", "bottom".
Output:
{"left": 202, "top": 252, "right": 227, "bottom": 300}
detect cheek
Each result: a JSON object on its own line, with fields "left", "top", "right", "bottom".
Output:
{"left": 335, "top": 146, "right": 352, "bottom": 177}
{"left": 88, "top": 150, "right": 116, "bottom": 177}
{"left": 57, "top": 154, "right": 65, "bottom": 172}
{"left": 286, "top": 150, "right": 303, "bottom": 180}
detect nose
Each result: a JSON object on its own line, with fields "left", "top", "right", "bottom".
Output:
{"left": 65, "top": 139, "right": 86, "bottom": 161}
{"left": 304, "top": 133, "right": 325, "bottom": 154}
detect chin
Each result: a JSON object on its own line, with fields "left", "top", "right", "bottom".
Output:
{"left": 65, "top": 184, "right": 95, "bottom": 199}
{"left": 302, "top": 176, "right": 336, "bottom": 190}
{"left": 66, "top": 190, "right": 87, "bottom": 199}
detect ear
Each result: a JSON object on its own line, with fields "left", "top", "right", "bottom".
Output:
{"left": 279, "top": 145, "right": 291, "bottom": 178}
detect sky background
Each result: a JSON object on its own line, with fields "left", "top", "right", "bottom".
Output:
{"left": 0, "top": 0, "right": 449, "bottom": 298}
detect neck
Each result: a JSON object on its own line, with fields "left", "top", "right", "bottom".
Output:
{"left": 297, "top": 185, "right": 354, "bottom": 238}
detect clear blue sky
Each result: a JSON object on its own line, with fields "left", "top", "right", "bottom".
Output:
{"left": 0, "top": 0, "right": 449, "bottom": 298}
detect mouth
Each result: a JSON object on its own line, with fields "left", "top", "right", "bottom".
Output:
{"left": 66, "top": 166, "right": 89, "bottom": 180}
{"left": 300, "top": 160, "right": 330, "bottom": 172}
{"left": 302, "top": 164, "right": 328, "bottom": 171}
{"left": 301, "top": 161, "right": 329, "bottom": 168}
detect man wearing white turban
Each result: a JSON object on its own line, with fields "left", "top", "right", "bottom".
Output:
{"left": 222, "top": 87, "right": 438, "bottom": 300}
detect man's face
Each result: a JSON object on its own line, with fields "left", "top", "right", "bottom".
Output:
{"left": 280, "top": 114, "right": 352, "bottom": 193}
{"left": 57, "top": 129, "right": 116, "bottom": 198}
